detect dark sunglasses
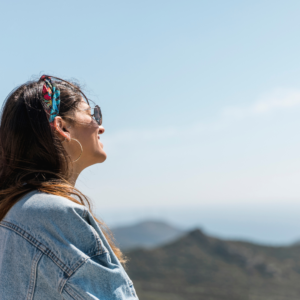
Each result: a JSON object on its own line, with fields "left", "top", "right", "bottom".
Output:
{"left": 91, "top": 105, "right": 102, "bottom": 126}
{"left": 87, "top": 105, "right": 102, "bottom": 126}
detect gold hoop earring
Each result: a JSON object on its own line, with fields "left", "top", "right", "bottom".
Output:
{"left": 69, "top": 138, "right": 83, "bottom": 162}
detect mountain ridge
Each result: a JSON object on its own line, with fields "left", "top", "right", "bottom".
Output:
{"left": 111, "top": 220, "right": 185, "bottom": 250}
{"left": 125, "top": 227, "right": 300, "bottom": 300}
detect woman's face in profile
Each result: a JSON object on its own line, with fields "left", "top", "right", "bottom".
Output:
{"left": 65, "top": 100, "right": 106, "bottom": 166}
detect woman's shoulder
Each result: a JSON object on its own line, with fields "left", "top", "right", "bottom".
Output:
{"left": 3, "top": 190, "right": 103, "bottom": 260}
{"left": 6, "top": 190, "right": 87, "bottom": 223}
{"left": 3, "top": 190, "right": 91, "bottom": 241}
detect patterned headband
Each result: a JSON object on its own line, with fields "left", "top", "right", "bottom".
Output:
{"left": 40, "top": 75, "right": 60, "bottom": 124}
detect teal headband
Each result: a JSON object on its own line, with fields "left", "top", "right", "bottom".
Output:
{"left": 40, "top": 75, "right": 61, "bottom": 124}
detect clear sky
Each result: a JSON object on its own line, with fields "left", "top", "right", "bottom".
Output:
{"left": 1, "top": 0, "right": 300, "bottom": 244}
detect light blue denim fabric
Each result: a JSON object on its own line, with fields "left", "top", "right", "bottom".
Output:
{"left": 0, "top": 190, "right": 138, "bottom": 300}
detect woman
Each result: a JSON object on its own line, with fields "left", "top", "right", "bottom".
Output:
{"left": 0, "top": 76, "right": 138, "bottom": 300}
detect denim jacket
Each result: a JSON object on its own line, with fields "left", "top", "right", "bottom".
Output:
{"left": 0, "top": 190, "right": 138, "bottom": 300}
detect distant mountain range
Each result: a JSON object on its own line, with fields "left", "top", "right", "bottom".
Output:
{"left": 111, "top": 220, "right": 185, "bottom": 250}
{"left": 122, "top": 223, "right": 300, "bottom": 300}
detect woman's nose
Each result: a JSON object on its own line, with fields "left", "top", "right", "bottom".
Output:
{"left": 98, "top": 125, "right": 105, "bottom": 134}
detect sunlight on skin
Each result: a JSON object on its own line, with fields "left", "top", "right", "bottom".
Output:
{"left": 53, "top": 100, "right": 106, "bottom": 186}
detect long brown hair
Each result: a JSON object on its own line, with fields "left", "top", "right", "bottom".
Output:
{"left": 0, "top": 76, "right": 126, "bottom": 264}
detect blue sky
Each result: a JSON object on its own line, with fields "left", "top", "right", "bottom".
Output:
{"left": 2, "top": 0, "right": 300, "bottom": 243}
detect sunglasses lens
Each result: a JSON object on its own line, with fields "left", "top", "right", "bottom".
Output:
{"left": 94, "top": 106, "right": 102, "bottom": 125}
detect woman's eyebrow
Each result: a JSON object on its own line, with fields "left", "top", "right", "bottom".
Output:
{"left": 81, "top": 106, "right": 91, "bottom": 112}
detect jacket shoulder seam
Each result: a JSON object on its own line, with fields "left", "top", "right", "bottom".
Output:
{"left": 80, "top": 209, "right": 104, "bottom": 256}
{"left": 0, "top": 220, "right": 73, "bottom": 277}
{"left": 25, "top": 250, "right": 43, "bottom": 300}
{"left": 0, "top": 220, "right": 106, "bottom": 279}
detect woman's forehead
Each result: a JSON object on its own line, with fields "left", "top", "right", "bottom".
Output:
{"left": 78, "top": 100, "right": 90, "bottom": 110}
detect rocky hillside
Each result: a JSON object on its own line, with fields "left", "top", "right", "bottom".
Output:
{"left": 126, "top": 229, "right": 300, "bottom": 300}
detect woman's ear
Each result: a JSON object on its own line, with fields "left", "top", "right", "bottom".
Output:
{"left": 53, "top": 117, "right": 71, "bottom": 141}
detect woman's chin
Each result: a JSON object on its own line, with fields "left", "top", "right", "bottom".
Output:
{"left": 97, "top": 150, "right": 107, "bottom": 163}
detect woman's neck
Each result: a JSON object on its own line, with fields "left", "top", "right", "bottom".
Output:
{"left": 68, "top": 163, "right": 83, "bottom": 186}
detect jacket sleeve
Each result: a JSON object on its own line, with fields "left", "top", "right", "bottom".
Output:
{"left": 49, "top": 203, "right": 138, "bottom": 300}
{"left": 61, "top": 252, "right": 138, "bottom": 300}
{"left": 59, "top": 206, "right": 138, "bottom": 300}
